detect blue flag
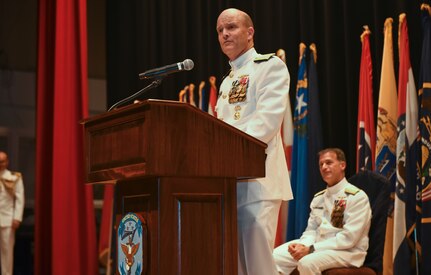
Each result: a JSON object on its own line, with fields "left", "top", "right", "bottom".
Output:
{"left": 419, "top": 4, "right": 431, "bottom": 275}
{"left": 287, "top": 43, "right": 310, "bottom": 240}
{"left": 307, "top": 44, "right": 325, "bottom": 198}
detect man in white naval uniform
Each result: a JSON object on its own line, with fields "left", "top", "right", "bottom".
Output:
{"left": 216, "top": 8, "right": 293, "bottom": 275}
{"left": 0, "top": 151, "right": 24, "bottom": 275}
{"left": 273, "top": 148, "right": 371, "bottom": 275}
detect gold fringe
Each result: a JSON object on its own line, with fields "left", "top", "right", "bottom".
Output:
{"left": 309, "top": 43, "right": 317, "bottom": 63}
{"left": 360, "top": 25, "right": 371, "bottom": 42}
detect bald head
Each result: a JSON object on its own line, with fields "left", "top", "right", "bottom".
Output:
{"left": 216, "top": 8, "right": 255, "bottom": 60}
{"left": 217, "top": 8, "right": 254, "bottom": 28}
{"left": 0, "top": 151, "right": 9, "bottom": 172}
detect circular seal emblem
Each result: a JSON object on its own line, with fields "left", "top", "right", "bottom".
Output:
{"left": 118, "top": 212, "right": 144, "bottom": 275}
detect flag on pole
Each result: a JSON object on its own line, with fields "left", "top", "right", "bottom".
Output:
{"left": 35, "top": 0, "right": 98, "bottom": 274}
{"left": 357, "top": 26, "right": 376, "bottom": 172}
{"left": 274, "top": 49, "right": 293, "bottom": 247}
{"left": 208, "top": 76, "right": 218, "bottom": 116}
{"left": 307, "top": 44, "right": 324, "bottom": 198}
{"left": 375, "top": 18, "right": 398, "bottom": 275}
{"left": 393, "top": 13, "right": 418, "bottom": 275}
{"left": 419, "top": 4, "right": 431, "bottom": 275}
{"left": 287, "top": 43, "right": 310, "bottom": 241}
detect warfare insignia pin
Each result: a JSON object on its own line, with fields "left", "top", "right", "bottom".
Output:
{"left": 118, "top": 212, "right": 144, "bottom": 275}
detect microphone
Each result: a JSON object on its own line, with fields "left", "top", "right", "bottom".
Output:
{"left": 139, "top": 59, "right": 194, "bottom": 79}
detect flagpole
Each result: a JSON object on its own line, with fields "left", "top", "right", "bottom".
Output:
{"left": 414, "top": 228, "right": 419, "bottom": 275}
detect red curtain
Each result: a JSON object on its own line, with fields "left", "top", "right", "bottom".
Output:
{"left": 35, "top": 0, "right": 98, "bottom": 274}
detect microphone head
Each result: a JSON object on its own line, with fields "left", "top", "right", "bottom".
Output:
{"left": 183, "top": 59, "right": 194, "bottom": 71}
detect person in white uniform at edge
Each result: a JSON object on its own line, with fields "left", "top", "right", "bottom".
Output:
{"left": 0, "top": 151, "right": 25, "bottom": 275}
{"left": 273, "top": 148, "right": 372, "bottom": 275}
{"left": 216, "top": 8, "right": 293, "bottom": 275}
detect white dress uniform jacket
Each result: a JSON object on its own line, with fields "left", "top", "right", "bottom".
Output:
{"left": 0, "top": 169, "right": 24, "bottom": 275}
{"left": 0, "top": 169, "right": 24, "bottom": 226}
{"left": 274, "top": 178, "right": 371, "bottom": 274}
{"left": 216, "top": 47, "right": 293, "bottom": 207}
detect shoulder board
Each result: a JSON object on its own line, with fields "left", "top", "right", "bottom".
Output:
{"left": 314, "top": 190, "right": 326, "bottom": 197}
{"left": 345, "top": 186, "right": 360, "bottom": 195}
{"left": 254, "top": 53, "right": 275, "bottom": 63}
{"left": 12, "top": 172, "right": 22, "bottom": 178}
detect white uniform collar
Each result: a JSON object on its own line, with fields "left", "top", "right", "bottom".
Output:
{"left": 229, "top": 48, "right": 257, "bottom": 71}
{"left": 326, "top": 177, "right": 348, "bottom": 195}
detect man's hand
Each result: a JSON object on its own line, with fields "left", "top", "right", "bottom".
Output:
{"left": 287, "top": 243, "right": 313, "bottom": 261}
{"left": 12, "top": 219, "right": 21, "bottom": 230}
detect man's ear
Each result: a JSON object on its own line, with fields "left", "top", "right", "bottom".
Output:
{"left": 340, "top": 161, "right": 347, "bottom": 171}
{"left": 247, "top": 27, "right": 254, "bottom": 41}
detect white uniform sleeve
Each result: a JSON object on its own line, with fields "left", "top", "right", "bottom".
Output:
{"left": 298, "top": 196, "right": 321, "bottom": 246}
{"left": 13, "top": 176, "right": 25, "bottom": 222}
{"left": 243, "top": 58, "right": 290, "bottom": 144}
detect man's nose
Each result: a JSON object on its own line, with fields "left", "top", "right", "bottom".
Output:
{"left": 222, "top": 29, "right": 229, "bottom": 38}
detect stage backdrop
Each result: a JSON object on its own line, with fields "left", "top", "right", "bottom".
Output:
{"left": 106, "top": 0, "right": 423, "bottom": 177}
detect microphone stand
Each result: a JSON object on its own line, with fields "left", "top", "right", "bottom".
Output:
{"left": 108, "top": 78, "right": 163, "bottom": 111}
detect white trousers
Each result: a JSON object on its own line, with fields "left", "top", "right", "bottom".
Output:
{"left": 273, "top": 241, "right": 353, "bottom": 275}
{"left": 237, "top": 199, "right": 281, "bottom": 275}
{"left": 0, "top": 226, "right": 15, "bottom": 275}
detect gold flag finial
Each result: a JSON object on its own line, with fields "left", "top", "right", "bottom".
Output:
{"left": 399, "top": 13, "right": 406, "bottom": 23}
{"left": 276, "top": 48, "right": 287, "bottom": 64}
{"left": 309, "top": 43, "right": 317, "bottom": 63}
{"left": 421, "top": 4, "right": 431, "bottom": 16}
{"left": 360, "top": 25, "right": 371, "bottom": 42}
{"left": 384, "top": 17, "right": 393, "bottom": 30}
{"left": 398, "top": 14, "right": 406, "bottom": 51}
{"left": 299, "top": 43, "right": 307, "bottom": 65}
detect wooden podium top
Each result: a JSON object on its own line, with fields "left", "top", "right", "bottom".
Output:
{"left": 82, "top": 99, "right": 267, "bottom": 183}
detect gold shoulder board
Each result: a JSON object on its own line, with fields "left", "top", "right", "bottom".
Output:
{"left": 12, "top": 172, "right": 22, "bottom": 179}
{"left": 314, "top": 190, "right": 326, "bottom": 197}
{"left": 345, "top": 186, "right": 360, "bottom": 195}
{"left": 254, "top": 53, "right": 275, "bottom": 63}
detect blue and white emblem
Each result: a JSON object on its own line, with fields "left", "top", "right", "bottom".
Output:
{"left": 118, "top": 212, "right": 144, "bottom": 275}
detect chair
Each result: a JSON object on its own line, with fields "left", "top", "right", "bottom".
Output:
{"left": 291, "top": 170, "right": 390, "bottom": 275}
{"left": 322, "top": 170, "right": 390, "bottom": 275}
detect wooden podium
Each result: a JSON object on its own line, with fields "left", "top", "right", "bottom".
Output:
{"left": 82, "top": 99, "right": 266, "bottom": 275}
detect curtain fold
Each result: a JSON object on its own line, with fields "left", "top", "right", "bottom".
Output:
{"left": 35, "top": 0, "right": 98, "bottom": 274}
